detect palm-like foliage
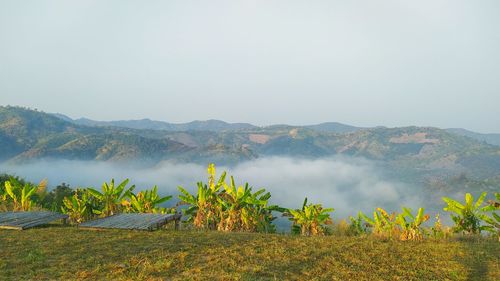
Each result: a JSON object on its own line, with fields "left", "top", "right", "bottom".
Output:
{"left": 123, "top": 185, "right": 173, "bottom": 214}
{"left": 361, "top": 208, "right": 398, "bottom": 239}
{"left": 87, "top": 179, "right": 135, "bottom": 217}
{"left": 442, "top": 192, "right": 493, "bottom": 234}
{"left": 178, "top": 164, "right": 226, "bottom": 230}
{"left": 178, "top": 164, "right": 284, "bottom": 233}
{"left": 396, "top": 207, "right": 430, "bottom": 241}
{"left": 482, "top": 192, "right": 500, "bottom": 240}
{"left": 217, "top": 177, "right": 284, "bottom": 232}
{"left": 347, "top": 212, "right": 368, "bottom": 236}
{"left": 487, "top": 192, "right": 500, "bottom": 209}
{"left": 2, "top": 178, "right": 47, "bottom": 211}
{"left": 217, "top": 178, "right": 253, "bottom": 231}
{"left": 286, "top": 198, "right": 334, "bottom": 236}
{"left": 62, "top": 189, "right": 96, "bottom": 224}
{"left": 244, "top": 190, "right": 285, "bottom": 233}
{"left": 430, "top": 213, "right": 452, "bottom": 239}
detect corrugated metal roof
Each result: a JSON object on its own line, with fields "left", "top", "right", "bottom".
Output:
{"left": 0, "top": 211, "right": 68, "bottom": 230}
{"left": 79, "top": 213, "right": 181, "bottom": 231}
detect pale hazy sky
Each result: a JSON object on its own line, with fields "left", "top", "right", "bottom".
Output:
{"left": 1, "top": 1, "right": 499, "bottom": 133}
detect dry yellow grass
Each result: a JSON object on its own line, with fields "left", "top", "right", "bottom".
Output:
{"left": 0, "top": 226, "right": 498, "bottom": 280}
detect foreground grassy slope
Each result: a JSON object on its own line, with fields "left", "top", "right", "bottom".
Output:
{"left": 0, "top": 227, "right": 498, "bottom": 281}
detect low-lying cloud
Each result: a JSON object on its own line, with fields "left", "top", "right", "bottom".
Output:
{"left": 0, "top": 157, "right": 424, "bottom": 219}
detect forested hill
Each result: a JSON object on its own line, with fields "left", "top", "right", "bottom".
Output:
{"left": 0, "top": 106, "right": 253, "bottom": 164}
{"left": 1, "top": 106, "right": 500, "bottom": 192}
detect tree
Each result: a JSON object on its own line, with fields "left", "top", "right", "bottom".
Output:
{"left": 41, "top": 183, "right": 74, "bottom": 211}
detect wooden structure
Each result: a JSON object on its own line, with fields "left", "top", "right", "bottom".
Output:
{"left": 0, "top": 211, "right": 68, "bottom": 230}
{"left": 79, "top": 213, "right": 182, "bottom": 231}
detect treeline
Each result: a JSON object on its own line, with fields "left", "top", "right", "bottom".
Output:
{"left": 1, "top": 164, "right": 499, "bottom": 241}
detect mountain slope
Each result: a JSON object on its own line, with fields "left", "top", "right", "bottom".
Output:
{"left": 52, "top": 112, "right": 500, "bottom": 148}
{"left": 0, "top": 107, "right": 195, "bottom": 163}
{"left": 446, "top": 128, "right": 500, "bottom": 146}
{"left": 2, "top": 106, "right": 500, "bottom": 192}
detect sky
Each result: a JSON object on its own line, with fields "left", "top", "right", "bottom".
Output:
{"left": 1, "top": 1, "right": 499, "bottom": 133}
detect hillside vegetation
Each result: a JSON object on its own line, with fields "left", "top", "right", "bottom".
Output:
{"left": 0, "top": 228, "right": 498, "bottom": 281}
{"left": 2, "top": 163, "right": 499, "bottom": 241}
{"left": 1, "top": 165, "right": 499, "bottom": 280}
{"left": 1, "top": 106, "right": 500, "bottom": 190}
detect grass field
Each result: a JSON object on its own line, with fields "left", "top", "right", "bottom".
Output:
{"left": 0, "top": 226, "right": 499, "bottom": 281}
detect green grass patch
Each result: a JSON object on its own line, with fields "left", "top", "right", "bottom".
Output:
{"left": 0, "top": 226, "right": 498, "bottom": 280}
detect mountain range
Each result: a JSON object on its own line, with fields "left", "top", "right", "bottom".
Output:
{"left": 52, "top": 112, "right": 500, "bottom": 146}
{"left": 1, "top": 106, "right": 499, "bottom": 194}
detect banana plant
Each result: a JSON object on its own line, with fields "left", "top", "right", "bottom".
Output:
{"left": 87, "top": 179, "right": 135, "bottom": 217}
{"left": 178, "top": 164, "right": 226, "bottom": 230}
{"left": 348, "top": 212, "right": 368, "bottom": 236}
{"left": 487, "top": 192, "right": 500, "bottom": 209}
{"left": 217, "top": 177, "right": 254, "bottom": 232}
{"left": 482, "top": 192, "right": 500, "bottom": 241}
{"left": 286, "top": 197, "right": 334, "bottom": 236}
{"left": 122, "top": 185, "right": 173, "bottom": 213}
{"left": 216, "top": 177, "right": 284, "bottom": 232}
{"left": 178, "top": 164, "right": 284, "bottom": 233}
{"left": 442, "top": 192, "right": 493, "bottom": 235}
{"left": 430, "top": 213, "right": 451, "bottom": 239}
{"left": 245, "top": 189, "right": 285, "bottom": 233}
{"left": 361, "top": 208, "right": 398, "bottom": 239}
{"left": 395, "top": 207, "right": 430, "bottom": 241}
{"left": 2, "top": 178, "right": 47, "bottom": 211}
{"left": 62, "top": 189, "right": 95, "bottom": 224}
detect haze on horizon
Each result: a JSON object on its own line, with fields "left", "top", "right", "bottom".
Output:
{"left": 0, "top": 157, "right": 426, "bottom": 220}
{"left": 1, "top": 1, "right": 499, "bottom": 133}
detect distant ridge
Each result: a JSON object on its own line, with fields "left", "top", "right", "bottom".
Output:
{"left": 52, "top": 114, "right": 363, "bottom": 134}
{"left": 445, "top": 128, "right": 500, "bottom": 146}
{"left": 2, "top": 106, "right": 500, "bottom": 195}
{"left": 54, "top": 115, "right": 258, "bottom": 132}
{"left": 50, "top": 113, "right": 500, "bottom": 146}
{"left": 305, "top": 122, "right": 362, "bottom": 133}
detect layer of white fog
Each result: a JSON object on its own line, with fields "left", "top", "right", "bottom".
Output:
{"left": 1, "top": 156, "right": 426, "bottom": 221}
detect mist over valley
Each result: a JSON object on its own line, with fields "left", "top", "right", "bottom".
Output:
{"left": 0, "top": 156, "right": 424, "bottom": 220}
{"left": 0, "top": 106, "right": 499, "bottom": 221}
{"left": 2, "top": 2, "right": 500, "bottom": 279}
